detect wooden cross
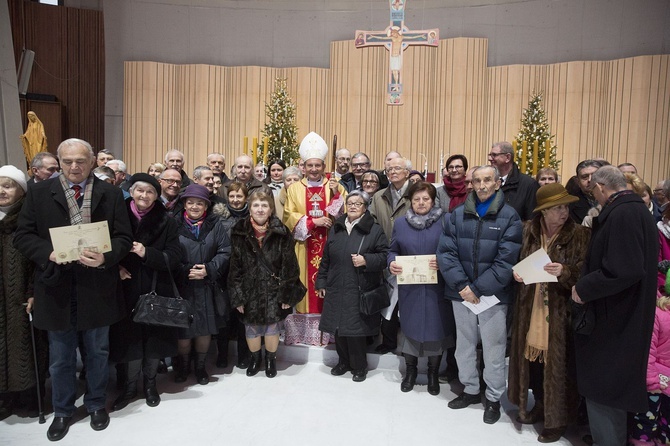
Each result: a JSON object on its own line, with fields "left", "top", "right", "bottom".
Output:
{"left": 355, "top": 0, "right": 439, "bottom": 105}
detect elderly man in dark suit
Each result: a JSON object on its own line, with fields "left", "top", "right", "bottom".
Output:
{"left": 572, "top": 165, "right": 658, "bottom": 446}
{"left": 14, "top": 138, "right": 132, "bottom": 442}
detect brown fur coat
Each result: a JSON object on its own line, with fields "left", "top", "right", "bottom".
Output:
{"left": 507, "top": 215, "right": 590, "bottom": 429}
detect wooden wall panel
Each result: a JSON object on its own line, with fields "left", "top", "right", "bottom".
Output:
{"left": 124, "top": 38, "right": 670, "bottom": 185}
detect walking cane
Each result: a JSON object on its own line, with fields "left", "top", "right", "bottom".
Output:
{"left": 26, "top": 306, "right": 46, "bottom": 424}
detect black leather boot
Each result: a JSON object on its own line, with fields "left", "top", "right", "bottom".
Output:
{"left": 216, "top": 334, "right": 229, "bottom": 368}
{"left": 112, "top": 381, "right": 138, "bottom": 411}
{"left": 144, "top": 376, "right": 160, "bottom": 407}
{"left": 427, "top": 355, "right": 441, "bottom": 395}
{"left": 401, "top": 354, "right": 418, "bottom": 392}
{"left": 194, "top": 352, "right": 209, "bottom": 385}
{"left": 265, "top": 351, "right": 277, "bottom": 378}
{"left": 246, "top": 350, "right": 262, "bottom": 377}
{"left": 174, "top": 354, "right": 190, "bottom": 383}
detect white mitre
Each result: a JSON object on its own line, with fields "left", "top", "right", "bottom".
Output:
{"left": 299, "top": 132, "right": 328, "bottom": 161}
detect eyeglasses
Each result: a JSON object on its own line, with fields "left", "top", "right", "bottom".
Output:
{"left": 447, "top": 165, "right": 464, "bottom": 171}
{"left": 362, "top": 180, "right": 378, "bottom": 184}
{"left": 488, "top": 152, "right": 506, "bottom": 158}
{"left": 654, "top": 189, "right": 664, "bottom": 193}
{"left": 346, "top": 202, "right": 366, "bottom": 208}
{"left": 160, "top": 178, "right": 182, "bottom": 186}
{"left": 352, "top": 162, "right": 370, "bottom": 169}
{"left": 387, "top": 166, "right": 406, "bottom": 173}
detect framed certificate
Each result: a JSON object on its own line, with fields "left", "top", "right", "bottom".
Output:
{"left": 395, "top": 255, "right": 438, "bottom": 285}
{"left": 49, "top": 221, "right": 112, "bottom": 264}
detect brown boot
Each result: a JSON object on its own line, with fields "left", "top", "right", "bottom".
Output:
{"left": 538, "top": 426, "right": 566, "bottom": 443}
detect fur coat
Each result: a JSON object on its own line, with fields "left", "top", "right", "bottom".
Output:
{"left": 507, "top": 215, "right": 591, "bottom": 429}
{"left": 0, "top": 199, "right": 47, "bottom": 392}
{"left": 228, "top": 215, "right": 302, "bottom": 326}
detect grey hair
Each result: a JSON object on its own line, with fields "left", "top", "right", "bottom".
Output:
{"left": 492, "top": 141, "right": 514, "bottom": 155}
{"left": 591, "top": 165, "right": 627, "bottom": 191}
{"left": 663, "top": 179, "right": 670, "bottom": 199}
{"left": 473, "top": 165, "right": 501, "bottom": 182}
{"left": 159, "top": 168, "right": 182, "bottom": 180}
{"left": 164, "top": 149, "right": 184, "bottom": 164}
{"left": 192, "top": 165, "right": 212, "bottom": 180}
{"left": 106, "top": 159, "right": 127, "bottom": 173}
{"left": 128, "top": 180, "right": 158, "bottom": 196}
{"left": 57, "top": 138, "right": 95, "bottom": 159}
{"left": 351, "top": 152, "right": 371, "bottom": 163}
{"left": 346, "top": 189, "right": 370, "bottom": 206}
{"left": 30, "top": 151, "right": 57, "bottom": 168}
{"left": 283, "top": 166, "right": 303, "bottom": 180}
{"left": 207, "top": 153, "right": 225, "bottom": 162}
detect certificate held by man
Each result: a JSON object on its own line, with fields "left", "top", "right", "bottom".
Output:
{"left": 396, "top": 255, "right": 438, "bottom": 285}
{"left": 49, "top": 221, "right": 112, "bottom": 264}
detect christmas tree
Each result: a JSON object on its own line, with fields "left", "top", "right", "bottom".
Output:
{"left": 261, "top": 78, "right": 300, "bottom": 164}
{"left": 514, "top": 92, "right": 560, "bottom": 175}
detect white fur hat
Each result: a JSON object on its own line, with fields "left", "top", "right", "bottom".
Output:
{"left": 0, "top": 165, "right": 28, "bottom": 192}
{"left": 299, "top": 132, "right": 328, "bottom": 162}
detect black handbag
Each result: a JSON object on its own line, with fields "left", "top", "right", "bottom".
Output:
{"left": 571, "top": 301, "right": 594, "bottom": 335}
{"left": 132, "top": 252, "right": 193, "bottom": 328}
{"left": 355, "top": 236, "right": 390, "bottom": 316}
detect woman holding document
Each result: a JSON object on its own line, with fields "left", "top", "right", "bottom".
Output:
{"left": 388, "top": 181, "right": 453, "bottom": 396}
{"left": 507, "top": 183, "right": 590, "bottom": 443}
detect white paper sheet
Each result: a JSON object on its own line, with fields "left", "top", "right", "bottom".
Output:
{"left": 461, "top": 294, "right": 500, "bottom": 315}
{"left": 512, "top": 248, "right": 558, "bottom": 285}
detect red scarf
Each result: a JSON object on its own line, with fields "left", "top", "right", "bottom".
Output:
{"left": 443, "top": 177, "right": 468, "bottom": 211}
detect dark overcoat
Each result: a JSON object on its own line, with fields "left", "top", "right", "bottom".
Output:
{"left": 13, "top": 176, "right": 132, "bottom": 331}
{"left": 228, "top": 216, "right": 302, "bottom": 325}
{"left": 507, "top": 215, "right": 591, "bottom": 429}
{"left": 0, "top": 199, "right": 48, "bottom": 392}
{"left": 388, "top": 210, "right": 453, "bottom": 343}
{"left": 500, "top": 163, "right": 539, "bottom": 221}
{"left": 317, "top": 212, "right": 388, "bottom": 337}
{"left": 574, "top": 192, "right": 658, "bottom": 412}
{"left": 109, "top": 199, "right": 182, "bottom": 362}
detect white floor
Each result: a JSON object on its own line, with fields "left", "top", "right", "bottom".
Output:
{"left": 0, "top": 343, "right": 589, "bottom": 445}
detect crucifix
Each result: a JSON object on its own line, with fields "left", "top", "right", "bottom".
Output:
{"left": 355, "top": 0, "right": 439, "bottom": 105}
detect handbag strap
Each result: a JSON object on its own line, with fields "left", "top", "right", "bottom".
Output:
{"left": 252, "top": 242, "right": 280, "bottom": 282}
{"left": 150, "top": 251, "right": 182, "bottom": 299}
{"left": 355, "top": 235, "right": 366, "bottom": 291}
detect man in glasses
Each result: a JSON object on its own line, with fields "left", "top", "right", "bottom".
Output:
{"left": 339, "top": 152, "right": 371, "bottom": 193}
{"left": 488, "top": 141, "right": 538, "bottom": 220}
{"left": 158, "top": 168, "right": 183, "bottom": 212}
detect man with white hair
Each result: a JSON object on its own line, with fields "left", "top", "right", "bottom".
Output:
{"left": 164, "top": 149, "right": 191, "bottom": 187}
{"left": 334, "top": 148, "right": 351, "bottom": 179}
{"left": 217, "top": 155, "right": 272, "bottom": 199}
{"left": 207, "top": 153, "right": 230, "bottom": 184}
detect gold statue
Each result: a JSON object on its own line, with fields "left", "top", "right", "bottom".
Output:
{"left": 21, "top": 111, "right": 47, "bottom": 164}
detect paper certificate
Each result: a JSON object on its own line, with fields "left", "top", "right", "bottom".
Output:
{"left": 461, "top": 295, "right": 500, "bottom": 315}
{"left": 49, "top": 221, "right": 112, "bottom": 264}
{"left": 512, "top": 248, "right": 558, "bottom": 285}
{"left": 395, "top": 255, "right": 438, "bottom": 285}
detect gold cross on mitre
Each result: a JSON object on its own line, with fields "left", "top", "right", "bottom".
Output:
{"left": 355, "top": 0, "right": 439, "bottom": 105}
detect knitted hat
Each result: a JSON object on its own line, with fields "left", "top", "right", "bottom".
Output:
{"left": 299, "top": 132, "right": 328, "bottom": 162}
{"left": 533, "top": 183, "right": 578, "bottom": 213}
{"left": 180, "top": 183, "right": 210, "bottom": 205}
{"left": 129, "top": 173, "right": 161, "bottom": 196}
{"left": 0, "top": 165, "right": 28, "bottom": 192}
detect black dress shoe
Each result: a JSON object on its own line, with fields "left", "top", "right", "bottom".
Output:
{"left": 330, "top": 363, "right": 352, "bottom": 376}
{"left": 156, "top": 359, "right": 168, "bottom": 374}
{"left": 374, "top": 345, "right": 394, "bottom": 355}
{"left": 47, "top": 416, "right": 72, "bottom": 441}
{"left": 352, "top": 369, "right": 367, "bottom": 382}
{"left": 216, "top": 354, "right": 228, "bottom": 368}
{"left": 483, "top": 399, "right": 501, "bottom": 424}
{"left": 89, "top": 409, "right": 110, "bottom": 431}
{"left": 237, "top": 354, "right": 251, "bottom": 369}
{"left": 448, "top": 392, "right": 482, "bottom": 409}
{"left": 438, "top": 368, "right": 459, "bottom": 384}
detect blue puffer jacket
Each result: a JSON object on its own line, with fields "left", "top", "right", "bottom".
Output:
{"left": 437, "top": 189, "right": 522, "bottom": 303}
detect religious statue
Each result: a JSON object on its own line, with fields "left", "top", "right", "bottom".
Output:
{"left": 21, "top": 111, "right": 47, "bottom": 165}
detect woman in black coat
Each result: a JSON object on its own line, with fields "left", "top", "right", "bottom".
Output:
{"left": 174, "top": 184, "right": 231, "bottom": 385}
{"left": 229, "top": 192, "right": 303, "bottom": 378}
{"left": 316, "top": 190, "right": 389, "bottom": 382}
{"left": 109, "top": 174, "right": 181, "bottom": 411}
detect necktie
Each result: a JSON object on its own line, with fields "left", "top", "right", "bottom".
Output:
{"left": 72, "top": 185, "right": 82, "bottom": 202}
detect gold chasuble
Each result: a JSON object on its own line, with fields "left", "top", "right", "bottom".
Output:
{"left": 283, "top": 177, "right": 346, "bottom": 314}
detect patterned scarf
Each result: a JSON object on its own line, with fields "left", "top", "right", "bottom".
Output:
{"left": 250, "top": 217, "right": 269, "bottom": 247}
{"left": 130, "top": 200, "right": 155, "bottom": 221}
{"left": 59, "top": 173, "right": 93, "bottom": 225}
{"left": 183, "top": 211, "right": 207, "bottom": 239}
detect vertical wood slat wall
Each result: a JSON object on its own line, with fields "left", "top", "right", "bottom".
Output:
{"left": 9, "top": 0, "right": 105, "bottom": 152}
{"left": 124, "top": 38, "right": 670, "bottom": 184}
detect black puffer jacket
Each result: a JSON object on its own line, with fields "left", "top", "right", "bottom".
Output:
{"left": 228, "top": 216, "right": 302, "bottom": 325}
{"left": 317, "top": 212, "right": 388, "bottom": 336}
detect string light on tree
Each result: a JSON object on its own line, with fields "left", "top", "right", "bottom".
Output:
{"left": 261, "top": 78, "right": 300, "bottom": 164}
{"left": 513, "top": 91, "right": 560, "bottom": 176}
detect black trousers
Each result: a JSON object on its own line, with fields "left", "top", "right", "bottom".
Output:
{"left": 335, "top": 334, "right": 368, "bottom": 371}
{"left": 380, "top": 303, "right": 400, "bottom": 349}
